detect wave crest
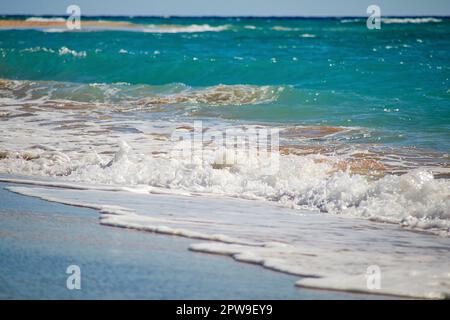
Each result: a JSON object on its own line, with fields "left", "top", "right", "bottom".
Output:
{"left": 0, "top": 18, "right": 229, "bottom": 33}
{"left": 137, "top": 85, "right": 281, "bottom": 107}
{"left": 383, "top": 17, "right": 443, "bottom": 24}
{"left": 143, "top": 24, "right": 229, "bottom": 33}
{"left": 62, "top": 142, "right": 450, "bottom": 234}
{"left": 0, "top": 79, "right": 281, "bottom": 107}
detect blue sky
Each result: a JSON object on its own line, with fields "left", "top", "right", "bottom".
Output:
{"left": 0, "top": 0, "right": 449, "bottom": 16}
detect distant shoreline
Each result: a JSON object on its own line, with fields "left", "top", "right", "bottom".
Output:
{"left": 1, "top": 14, "right": 449, "bottom": 19}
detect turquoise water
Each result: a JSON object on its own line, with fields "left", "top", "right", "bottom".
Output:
{"left": 0, "top": 16, "right": 449, "bottom": 151}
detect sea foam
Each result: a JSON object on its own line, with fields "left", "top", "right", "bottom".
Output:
{"left": 142, "top": 24, "right": 230, "bottom": 33}
{"left": 25, "top": 17, "right": 66, "bottom": 22}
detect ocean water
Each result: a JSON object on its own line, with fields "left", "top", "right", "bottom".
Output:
{"left": 1, "top": 16, "right": 449, "bottom": 150}
{"left": 0, "top": 16, "right": 450, "bottom": 298}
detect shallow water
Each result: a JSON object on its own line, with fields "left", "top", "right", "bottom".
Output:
{"left": 1, "top": 182, "right": 387, "bottom": 299}
{"left": 3, "top": 178, "right": 449, "bottom": 298}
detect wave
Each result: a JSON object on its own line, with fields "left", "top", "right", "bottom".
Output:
{"left": 300, "top": 33, "right": 316, "bottom": 38}
{"left": 58, "top": 46, "right": 86, "bottom": 57}
{"left": 20, "top": 46, "right": 86, "bottom": 57}
{"left": 0, "top": 125, "right": 448, "bottom": 234}
{"left": 136, "top": 84, "right": 281, "bottom": 106}
{"left": 64, "top": 142, "right": 450, "bottom": 233}
{"left": 340, "top": 18, "right": 363, "bottom": 23}
{"left": 142, "top": 24, "right": 230, "bottom": 33}
{"left": 272, "top": 26, "right": 300, "bottom": 31}
{"left": 340, "top": 17, "right": 443, "bottom": 24}
{"left": 25, "top": 17, "right": 66, "bottom": 22}
{"left": 382, "top": 17, "right": 443, "bottom": 24}
{"left": 41, "top": 24, "right": 230, "bottom": 33}
{"left": 269, "top": 27, "right": 316, "bottom": 37}
{"left": 20, "top": 46, "right": 56, "bottom": 53}
{"left": 0, "top": 79, "right": 281, "bottom": 106}
{"left": 42, "top": 28, "right": 69, "bottom": 33}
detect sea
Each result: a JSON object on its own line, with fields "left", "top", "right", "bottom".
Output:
{"left": 0, "top": 15, "right": 449, "bottom": 298}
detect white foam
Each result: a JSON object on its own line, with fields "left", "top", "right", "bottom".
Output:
{"left": 340, "top": 18, "right": 363, "bottom": 23}
{"left": 58, "top": 46, "right": 86, "bottom": 57}
{"left": 272, "top": 26, "right": 300, "bottom": 31}
{"left": 300, "top": 33, "right": 316, "bottom": 38}
{"left": 73, "top": 149, "right": 450, "bottom": 233}
{"left": 0, "top": 79, "right": 279, "bottom": 106}
{"left": 340, "top": 17, "right": 442, "bottom": 24}
{"left": 142, "top": 24, "right": 229, "bottom": 33}
{"left": 42, "top": 28, "right": 67, "bottom": 33}
{"left": 20, "top": 47, "right": 56, "bottom": 53}
{"left": 382, "top": 17, "right": 443, "bottom": 24}
{"left": 0, "top": 88, "right": 448, "bottom": 234}
{"left": 25, "top": 17, "right": 66, "bottom": 22}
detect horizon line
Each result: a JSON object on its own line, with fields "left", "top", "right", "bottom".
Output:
{"left": 1, "top": 14, "right": 449, "bottom": 19}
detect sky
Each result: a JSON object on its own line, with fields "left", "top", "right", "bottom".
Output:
{"left": 0, "top": 0, "right": 449, "bottom": 17}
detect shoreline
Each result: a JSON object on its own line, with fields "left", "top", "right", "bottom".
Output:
{"left": 0, "top": 181, "right": 390, "bottom": 299}
{"left": 1, "top": 15, "right": 449, "bottom": 19}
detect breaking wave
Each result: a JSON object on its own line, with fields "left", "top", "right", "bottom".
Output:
{"left": 382, "top": 17, "right": 443, "bottom": 24}
{"left": 0, "top": 79, "right": 281, "bottom": 107}
{"left": 0, "top": 135, "right": 449, "bottom": 234}
{"left": 67, "top": 143, "right": 450, "bottom": 234}
{"left": 25, "top": 17, "right": 66, "bottom": 22}
{"left": 340, "top": 17, "right": 443, "bottom": 24}
{"left": 0, "top": 78, "right": 449, "bottom": 234}
{"left": 142, "top": 24, "right": 230, "bottom": 33}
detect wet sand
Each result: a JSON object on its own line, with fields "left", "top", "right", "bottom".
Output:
{"left": 0, "top": 181, "right": 389, "bottom": 299}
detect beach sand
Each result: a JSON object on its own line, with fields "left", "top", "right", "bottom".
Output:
{"left": 0, "top": 19, "right": 134, "bottom": 29}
